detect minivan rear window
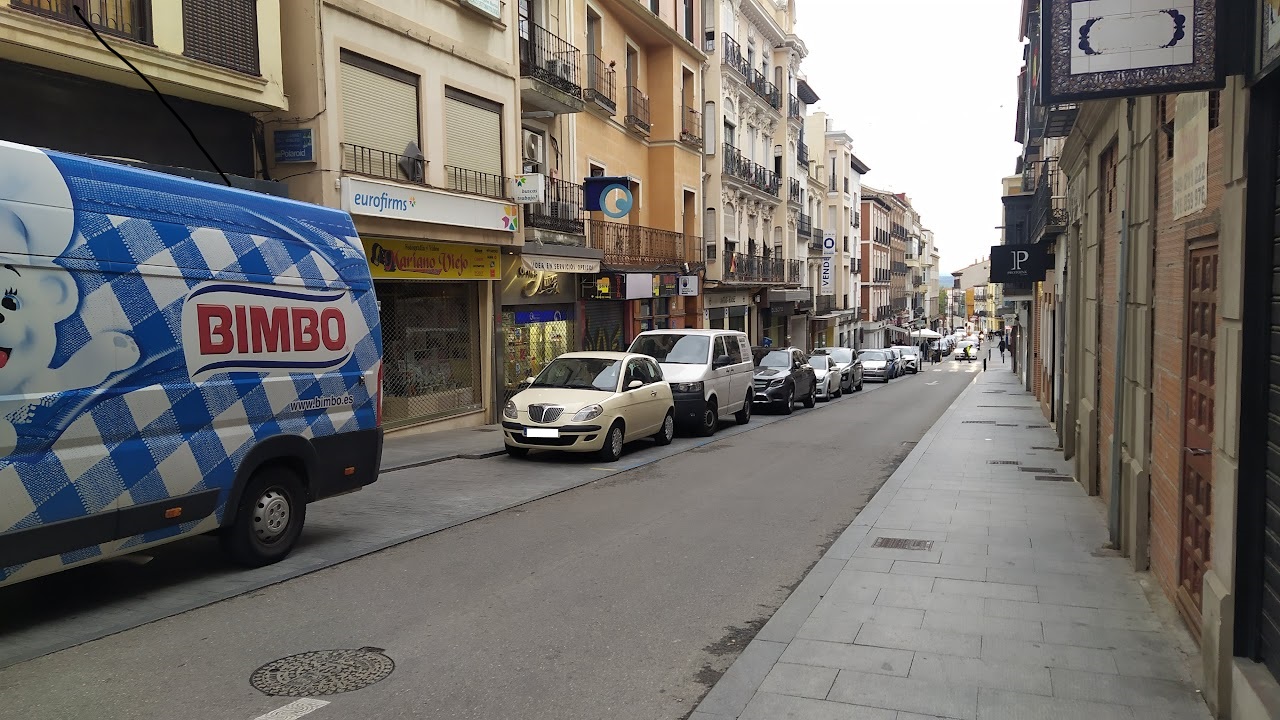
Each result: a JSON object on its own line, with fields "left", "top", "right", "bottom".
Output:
{"left": 630, "top": 334, "right": 710, "bottom": 364}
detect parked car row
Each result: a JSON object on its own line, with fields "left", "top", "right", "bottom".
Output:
{"left": 502, "top": 330, "right": 875, "bottom": 462}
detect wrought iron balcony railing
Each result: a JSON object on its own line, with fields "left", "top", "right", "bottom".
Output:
{"left": 816, "top": 294, "right": 836, "bottom": 314}
{"left": 519, "top": 20, "right": 583, "bottom": 98}
{"left": 588, "top": 219, "right": 697, "bottom": 267}
{"left": 625, "top": 86, "right": 651, "bottom": 134}
{"left": 752, "top": 70, "right": 782, "bottom": 110}
{"left": 724, "top": 252, "right": 803, "bottom": 284}
{"left": 680, "top": 106, "right": 704, "bottom": 148}
{"left": 341, "top": 143, "right": 426, "bottom": 186}
{"left": 15, "top": 0, "right": 148, "bottom": 41}
{"left": 788, "top": 93, "right": 802, "bottom": 119}
{"left": 811, "top": 225, "right": 824, "bottom": 240}
{"left": 797, "top": 212, "right": 813, "bottom": 236}
{"left": 525, "top": 178, "right": 585, "bottom": 235}
{"left": 722, "top": 143, "right": 780, "bottom": 196}
{"left": 798, "top": 141, "right": 809, "bottom": 167}
{"left": 788, "top": 178, "right": 802, "bottom": 204}
{"left": 723, "top": 34, "right": 752, "bottom": 80}
{"left": 1030, "top": 165, "right": 1068, "bottom": 241}
{"left": 585, "top": 54, "right": 617, "bottom": 113}
{"left": 445, "top": 165, "right": 509, "bottom": 200}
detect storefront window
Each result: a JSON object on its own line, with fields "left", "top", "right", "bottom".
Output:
{"left": 502, "top": 309, "right": 573, "bottom": 402}
{"left": 380, "top": 282, "right": 482, "bottom": 427}
{"left": 638, "top": 297, "right": 672, "bottom": 331}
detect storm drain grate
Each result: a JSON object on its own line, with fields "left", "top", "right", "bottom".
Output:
{"left": 1031, "top": 446, "right": 1058, "bottom": 450}
{"left": 988, "top": 460, "right": 1021, "bottom": 465}
{"left": 872, "top": 537, "right": 935, "bottom": 551}
{"left": 982, "top": 390, "right": 1007, "bottom": 394}
{"left": 1036, "top": 475, "right": 1075, "bottom": 482}
{"left": 961, "top": 420, "right": 997, "bottom": 424}
{"left": 1018, "top": 466, "right": 1058, "bottom": 473}
{"left": 994, "top": 423, "right": 1020, "bottom": 427}
{"left": 251, "top": 648, "right": 395, "bottom": 697}
{"left": 1025, "top": 425, "right": 1049, "bottom": 429}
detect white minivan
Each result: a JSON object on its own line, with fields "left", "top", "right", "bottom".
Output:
{"left": 628, "top": 329, "right": 755, "bottom": 436}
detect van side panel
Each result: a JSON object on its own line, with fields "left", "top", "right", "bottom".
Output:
{"left": 0, "top": 145, "right": 382, "bottom": 586}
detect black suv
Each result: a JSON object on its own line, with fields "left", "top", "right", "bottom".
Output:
{"left": 751, "top": 347, "right": 818, "bottom": 414}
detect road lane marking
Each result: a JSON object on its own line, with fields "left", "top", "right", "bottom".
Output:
{"left": 253, "top": 699, "right": 330, "bottom": 720}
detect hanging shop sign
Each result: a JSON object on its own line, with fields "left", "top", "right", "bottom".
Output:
{"left": 580, "top": 274, "right": 626, "bottom": 300}
{"left": 512, "top": 173, "right": 546, "bottom": 204}
{"left": 625, "top": 273, "right": 653, "bottom": 300}
{"left": 1040, "top": 0, "right": 1222, "bottom": 104}
{"left": 342, "top": 177, "right": 520, "bottom": 232}
{"left": 989, "top": 243, "right": 1052, "bottom": 283}
{"left": 679, "top": 275, "right": 699, "bottom": 297}
{"left": 582, "top": 176, "right": 634, "bottom": 219}
{"left": 363, "top": 237, "right": 500, "bottom": 281}
{"left": 501, "top": 256, "right": 576, "bottom": 304}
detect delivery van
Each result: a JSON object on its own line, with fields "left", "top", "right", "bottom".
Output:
{"left": 0, "top": 140, "right": 383, "bottom": 587}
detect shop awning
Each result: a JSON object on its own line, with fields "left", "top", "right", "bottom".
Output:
{"left": 885, "top": 325, "right": 912, "bottom": 336}
{"left": 811, "top": 313, "right": 841, "bottom": 323}
{"left": 521, "top": 254, "right": 601, "bottom": 274}
{"left": 769, "top": 288, "right": 811, "bottom": 304}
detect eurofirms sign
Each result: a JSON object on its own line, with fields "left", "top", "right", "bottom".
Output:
{"left": 340, "top": 177, "right": 519, "bottom": 233}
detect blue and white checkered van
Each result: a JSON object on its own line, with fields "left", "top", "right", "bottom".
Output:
{"left": 0, "top": 140, "right": 384, "bottom": 586}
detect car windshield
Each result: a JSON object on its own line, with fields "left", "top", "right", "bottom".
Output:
{"left": 809, "top": 356, "right": 830, "bottom": 370}
{"left": 759, "top": 350, "right": 792, "bottom": 368}
{"left": 898, "top": 347, "right": 920, "bottom": 357}
{"left": 530, "top": 357, "right": 622, "bottom": 392}
{"left": 629, "top": 334, "right": 710, "bottom": 364}
{"left": 823, "top": 348, "right": 853, "bottom": 364}
{"left": 859, "top": 351, "right": 887, "bottom": 361}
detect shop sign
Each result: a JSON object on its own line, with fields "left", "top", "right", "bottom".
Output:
{"left": 521, "top": 254, "right": 601, "bottom": 274}
{"left": 273, "top": 129, "right": 314, "bottom": 164}
{"left": 705, "top": 290, "right": 752, "bottom": 308}
{"left": 1041, "top": 0, "right": 1221, "bottom": 104}
{"left": 989, "top": 243, "right": 1051, "bottom": 283}
{"left": 679, "top": 276, "right": 699, "bottom": 297}
{"left": 363, "top": 237, "right": 500, "bottom": 281}
{"left": 459, "top": 0, "right": 501, "bottom": 20}
{"left": 1172, "top": 92, "right": 1210, "bottom": 219}
{"left": 652, "top": 274, "right": 679, "bottom": 297}
{"left": 625, "top": 273, "right": 653, "bottom": 300}
{"left": 515, "top": 308, "right": 572, "bottom": 324}
{"left": 501, "top": 256, "right": 576, "bottom": 304}
{"left": 581, "top": 274, "right": 624, "bottom": 300}
{"left": 583, "top": 176, "right": 634, "bottom": 219}
{"left": 341, "top": 177, "right": 520, "bottom": 233}
{"left": 820, "top": 256, "right": 835, "bottom": 296}
{"left": 513, "top": 174, "right": 546, "bottom": 204}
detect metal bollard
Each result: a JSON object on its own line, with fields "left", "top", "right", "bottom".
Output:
{"left": 983, "top": 359, "right": 987, "bottom": 372}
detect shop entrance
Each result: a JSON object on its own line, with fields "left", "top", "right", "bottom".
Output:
{"left": 502, "top": 307, "right": 573, "bottom": 402}
{"left": 379, "top": 282, "right": 482, "bottom": 427}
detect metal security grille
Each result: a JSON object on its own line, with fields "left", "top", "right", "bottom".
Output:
{"left": 582, "top": 302, "right": 626, "bottom": 352}
{"left": 379, "top": 282, "right": 481, "bottom": 428}
{"left": 183, "top": 0, "right": 260, "bottom": 76}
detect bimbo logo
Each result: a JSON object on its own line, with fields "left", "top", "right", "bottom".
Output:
{"left": 182, "top": 283, "right": 353, "bottom": 378}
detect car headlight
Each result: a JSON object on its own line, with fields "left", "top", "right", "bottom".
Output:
{"left": 503, "top": 400, "right": 518, "bottom": 419}
{"left": 572, "top": 404, "right": 604, "bottom": 422}
{"left": 672, "top": 381, "right": 704, "bottom": 394}
{"left": 768, "top": 378, "right": 784, "bottom": 387}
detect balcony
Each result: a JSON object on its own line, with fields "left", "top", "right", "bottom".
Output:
{"left": 519, "top": 21, "right": 585, "bottom": 114}
{"left": 722, "top": 143, "right": 780, "bottom": 196}
{"left": 751, "top": 70, "right": 782, "bottom": 110}
{"left": 798, "top": 141, "right": 809, "bottom": 168}
{"left": 788, "top": 93, "right": 802, "bottom": 119}
{"left": 445, "top": 165, "right": 509, "bottom": 200}
{"left": 788, "top": 178, "right": 802, "bottom": 204}
{"left": 1044, "top": 103, "right": 1080, "bottom": 139}
{"left": 912, "top": 274, "right": 924, "bottom": 287}
{"left": 723, "top": 34, "right": 752, "bottom": 80}
{"left": 807, "top": 235, "right": 822, "bottom": 252}
{"left": 625, "top": 86, "right": 651, "bottom": 135}
{"left": 816, "top": 294, "right": 836, "bottom": 314}
{"left": 341, "top": 143, "right": 425, "bottom": 186}
{"left": 724, "top": 252, "right": 803, "bottom": 284}
{"left": 584, "top": 54, "right": 617, "bottom": 115}
{"left": 680, "top": 106, "right": 704, "bottom": 148}
{"left": 525, "top": 178, "right": 585, "bottom": 239}
{"left": 811, "top": 225, "right": 824, "bottom": 241}
{"left": 853, "top": 211, "right": 861, "bottom": 228}
{"left": 1030, "top": 166, "right": 1068, "bottom": 241}
{"left": 14, "top": 0, "right": 148, "bottom": 41}
{"left": 797, "top": 212, "right": 813, "bottom": 237}
{"left": 588, "top": 219, "right": 696, "bottom": 268}
{"left": 853, "top": 258, "right": 862, "bottom": 273}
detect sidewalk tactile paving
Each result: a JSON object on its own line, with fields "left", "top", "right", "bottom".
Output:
{"left": 691, "top": 369, "right": 1211, "bottom": 719}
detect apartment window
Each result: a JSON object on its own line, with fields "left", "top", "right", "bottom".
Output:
{"left": 444, "top": 87, "right": 505, "bottom": 197}
{"left": 683, "top": 0, "right": 694, "bottom": 42}
{"left": 184, "top": 0, "right": 260, "bottom": 75}
{"left": 1209, "top": 90, "right": 1221, "bottom": 130}
{"left": 589, "top": 163, "right": 605, "bottom": 177}
{"left": 724, "top": 122, "right": 736, "bottom": 147}
{"left": 340, "top": 51, "right": 420, "bottom": 181}
{"left": 1102, "top": 143, "right": 1118, "bottom": 213}
{"left": 14, "top": 0, "right": 150, "bottom": 42}
{"left": 650, "top": 0, "right": 659, "bottom": 14}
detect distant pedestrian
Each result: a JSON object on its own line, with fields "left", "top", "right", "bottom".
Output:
{"left": 998, "top": 338, "right": 1008, "bottom": 362}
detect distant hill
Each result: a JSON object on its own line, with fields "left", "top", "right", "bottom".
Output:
{"left": 936, "top": 274, "right": 954, "bottom": 289}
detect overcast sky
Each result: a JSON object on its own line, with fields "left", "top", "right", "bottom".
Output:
{"left": 796, "top": 0, "right": 1025, "bottom": 274}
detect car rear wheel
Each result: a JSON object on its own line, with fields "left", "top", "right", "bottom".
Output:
{"left": 802, "top": 384, "right": 816, "bottom": 408}
{"left": 696, "top": 398, "right": 718, "bottom": 437}
{"left": 734, "top": 392, "right": 753, "bottom": 424}
{"left": 597, "top": 422, "right": 625, "bottom": 462}
{"left": 654, "top": 411, "right": 675, "bottom": 445}
{"left": 221, "top": 465, "right": 307, "bottom": 567}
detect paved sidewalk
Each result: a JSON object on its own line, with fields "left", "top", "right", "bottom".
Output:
{"left": 380, "top": 422, "right": 506, "bottom": 471}
{"left": 692, "top": 370, "right": 1211, "bottom": 720}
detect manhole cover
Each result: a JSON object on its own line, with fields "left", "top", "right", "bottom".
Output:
{"left": 872, "top": 537, "right": 934, "bottom": 551}
{"left": 251, "top": 648, "right": 395, "bottom": 697}
{"left": 1018, "top": 466, "right": 1058, "bottom": 473}
{"left": 1036, "top": 475, "right": 1074, "bottom": 482}
{"left": 988, "top": 460, "right": 1020, "bottom": 465}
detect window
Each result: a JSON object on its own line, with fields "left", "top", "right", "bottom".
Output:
{"left": 1102, "top": 143, "right": 1118, "bottom": 213}
{"left": 722, "top": 335, "right": 744, "bottom": 363}
{"left": 724, "top": 121, "right": 736, "bottom": 147}
{"left": 683, "top": 0, "right": 694, "bottom": 42}
{"left": 1209, "top": 90, "right": 1221, "bottom": 130}
{"left": 184, "top": 0, "right": 260, "bottom": 75}
{"left": 714, "top": 336, "right": 730, "bottom": 362}
{"left": 340, "top": 51, "right": 420, "bottom": 181}
{"left": 650, "top": 0, "right": 660, "bottom": 14}
{"left": 589, "top": 163, "right": 606, "bottom": 177}
{"left": 638, "top": 297, "right": 673, "bottom": 331}
{"left": 444, "top": 87, "right": 505, "bottom": 197}
{"left": 14, "top": 0, "right": 150, "bottom": 42}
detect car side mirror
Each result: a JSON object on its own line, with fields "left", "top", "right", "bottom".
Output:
{"left": 526, "top": 376, "right": 536, "bottom": 385}
{"left": 627, "top": 379, "right": 644, "bottom": 390}
{"left": 713, "top": 354, "right": 733, "bottom": 369}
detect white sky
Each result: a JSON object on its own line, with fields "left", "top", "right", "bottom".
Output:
{"left": 795, "top": 0, "right": 1026, "bottom": 275}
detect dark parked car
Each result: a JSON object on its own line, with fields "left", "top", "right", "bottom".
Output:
{"left": 751, "top": 347, "right": 817, "bottom": 414}
{"left": 812, "top": 347, "right": 864, "bottom": 393}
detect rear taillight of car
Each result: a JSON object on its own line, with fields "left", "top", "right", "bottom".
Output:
{"left": 375, "top": 362, "right": 384, "bottom": 427}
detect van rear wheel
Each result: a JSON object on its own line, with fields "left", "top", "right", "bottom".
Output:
{"left": 221, "top": 465, "right": 307, "bottom": 567}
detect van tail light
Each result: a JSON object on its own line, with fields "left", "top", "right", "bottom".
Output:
{"left": 375, "top": 362, "right": 384, "bottom": 426}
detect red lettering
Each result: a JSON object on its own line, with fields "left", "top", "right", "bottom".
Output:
{"left": 234, "top": 305, "right": 249, "bottom": 354}
{"left": 292, "top": 307, "right": 320, "bottom": 351}
{"left": 320, "top": 308, "right": 347, "bottom": 351}
{"left": 249, "top": 306, "right": 291, "bottom": 353}
{"left": 197, "top": 304, "right": 234, "bottom": 354}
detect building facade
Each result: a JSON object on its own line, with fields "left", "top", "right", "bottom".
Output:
{"left": 859, "top": 193, "right": 891, "bottom": 348}
{"left": 806, "top": 112, "right": 869, "bottom": 350}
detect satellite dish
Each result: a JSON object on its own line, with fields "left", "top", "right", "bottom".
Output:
{"left": 398, "top": 141, "right": 425, "bottom": 182}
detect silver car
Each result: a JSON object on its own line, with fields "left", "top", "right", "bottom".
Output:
{"left": 813, "top": 347, "right": 864, "bottom": 393}
{"left": 808, "top": 354, "right": 843, "bottom": 400}
{"left": 858, "top": 349, "right": 893, "bottom": 382}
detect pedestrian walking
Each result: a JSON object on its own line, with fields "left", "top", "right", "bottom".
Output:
{"left": 998, "top": 337, "right": 1008, "bottom": 362}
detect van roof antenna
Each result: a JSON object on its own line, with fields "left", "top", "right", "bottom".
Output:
{"left": 72, "top": 6, "right": 232, "bottom": 187}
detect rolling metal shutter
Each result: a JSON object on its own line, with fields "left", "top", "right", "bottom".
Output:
{"left": 184, "top": 0, "right": 260, "bottom": 75}
{"left": 339, "top": 54, "right": 419, "bottom": 157}
{"left": 444, "top": 91, "right": 503, "bottom": 177}
{"left": 582, "top": 302, "right": 626, "bottom": 352}
{"left": 1262, "top": 103, "right": 1280, "bottom": 681}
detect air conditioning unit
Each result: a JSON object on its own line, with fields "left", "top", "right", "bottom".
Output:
{"left": 522, "top": 130, "right": 545, "bottom": 165}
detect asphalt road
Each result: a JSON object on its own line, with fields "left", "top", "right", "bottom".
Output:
{"left": 0, "top": 362, "right": 979, "bottom": 720}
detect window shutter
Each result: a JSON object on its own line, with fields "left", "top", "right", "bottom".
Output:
{"left": 340, "top": 58, "right": 419, "bottom": 162}
{"left": 183, "top": 0, "right": 261, "bottom": 75}
{"left": 444, "top": 94, "right": 503, "bottom": 178}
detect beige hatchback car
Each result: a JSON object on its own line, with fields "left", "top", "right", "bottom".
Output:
{"left": 502, "top": 352, "right": 676, "bottom": 461}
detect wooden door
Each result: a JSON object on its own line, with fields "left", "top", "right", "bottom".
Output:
{"left": 1176, "top": 244, "right": 1218, "bottom": 638}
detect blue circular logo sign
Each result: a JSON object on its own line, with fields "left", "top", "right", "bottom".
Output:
{"left": 600, "top": 183, "right": 633, "bottom": 219}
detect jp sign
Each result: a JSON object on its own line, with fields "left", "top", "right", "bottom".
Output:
{"left": 989, "top": 243, "right": 1051, "bottom": 283}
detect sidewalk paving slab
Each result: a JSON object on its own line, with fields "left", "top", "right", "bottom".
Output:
{"left": 690, "top": 369, "right": 1213, "bottom": 720}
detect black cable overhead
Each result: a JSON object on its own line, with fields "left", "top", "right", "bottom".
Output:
{"left": 72, "top": 5, "right": 232, "bottom": 186}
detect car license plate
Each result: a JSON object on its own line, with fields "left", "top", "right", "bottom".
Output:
{"left": 525, "top": 427, "right": 560, "bottom": 438}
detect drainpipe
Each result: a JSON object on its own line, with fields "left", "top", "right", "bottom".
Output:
{"left": 1108, "top": 98, "right": 1136, "bottom": 546}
